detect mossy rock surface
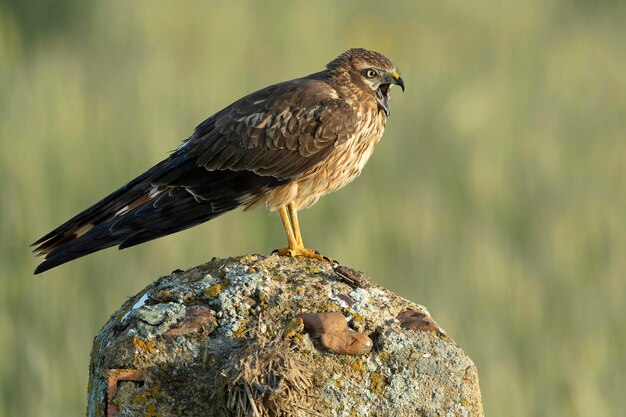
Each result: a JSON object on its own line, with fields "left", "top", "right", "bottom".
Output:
{"left": 87, "top": 255, "right": 483, "bottom": 417}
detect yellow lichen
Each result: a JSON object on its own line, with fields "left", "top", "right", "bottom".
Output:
{"left": 259, "top": 293, "right": 270, "bottom": 307}
{"left": 149, "top": 381, "right": 162, "bottom": 398}
{"left": 305, "top": 263, "right": 325, "bottom": 274}
{"left": 350, "top": 313, "right": 366, "bottom": 328}
{"left": 351, "top": 359, "right": 366, "bottom": 374}
{"left": 370, "top": 372, "right": 386, "bottom": 395}
{"left": 129, "top": 381, "right": 163, "bottom": 415}
{"left": 283, "top": 317, "right": 304, "bottom": 339}
{"left": 318, "top": 301, "right": 341, "bottom": 312}
{"left": 133, "top": 336, "right": 157, "bottom": 354}
{"left": 234, "top": 319, "right": 249, "bottom": 341}
{"left": 205, "top": 283, "right": 223, "bottom": 298}
{"left": 132, "top": 394, "right": 147, "bottom": 405}
{"left": 145, "top": 403, "right": 159, "bottom": 417}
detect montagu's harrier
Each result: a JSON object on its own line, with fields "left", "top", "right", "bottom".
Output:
{"left": 32, "top": 48, "right": 404, "bottom": 274}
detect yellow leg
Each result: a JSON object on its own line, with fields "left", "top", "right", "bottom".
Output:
{"left": 288, "top": 203, "right": 304, "bottom": 247}
{"left": 274, "top": 205, "right": 335, "bottom": 263}
{"left": 279, "top": 206, "right": 298, "bottom": 250}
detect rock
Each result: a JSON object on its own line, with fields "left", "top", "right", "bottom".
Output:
{"left": 298, "top": 312, "right": 373, "bottom": 355}
{"left": 87, "top": 255, "right": 483, "bottom": 417}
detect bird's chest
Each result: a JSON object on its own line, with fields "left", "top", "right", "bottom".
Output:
{"left": 298, "top": 110, "right": 386, "bottom": 199}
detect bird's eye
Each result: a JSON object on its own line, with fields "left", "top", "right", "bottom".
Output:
{"left": 365, "top": 69, "right": 378, "bottom": 79}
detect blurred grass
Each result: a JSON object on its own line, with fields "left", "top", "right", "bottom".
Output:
{"left": 1, "top": 0, "right": 625, "bottom": 416}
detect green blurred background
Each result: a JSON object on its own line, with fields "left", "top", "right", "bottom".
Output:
{"left": 1, "top": 0, "right": 625, "bottom": 415}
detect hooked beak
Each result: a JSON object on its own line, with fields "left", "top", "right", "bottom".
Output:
{"left": 391, "top": 71, "right": 405, "bottom": 92}
{"left": 376, "top": 71, "right": 405, "bottom": 116}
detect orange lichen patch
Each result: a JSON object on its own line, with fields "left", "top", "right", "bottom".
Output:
{"left": 106, "top": 369, "right": 146, "bottom": 417}
{"left": 133, "top": 336, "right": 157, "bottom": 354}
{"left": 298, "top": 312, "right": 372, "bottom": 355}
{"left": 397, "top": 309, "right": 443, "bottom": 335}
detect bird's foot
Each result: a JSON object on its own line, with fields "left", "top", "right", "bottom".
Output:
{"left": 273, "top": 247, "right": 336, "bottom": 263}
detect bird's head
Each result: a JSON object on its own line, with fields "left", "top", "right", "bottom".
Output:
{"left": 326, "top": 48, "right": 405, "bottom": 116}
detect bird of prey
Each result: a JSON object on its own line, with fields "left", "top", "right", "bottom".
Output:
{"left": 32, "top": 48, "right": 404, "bottom": 274}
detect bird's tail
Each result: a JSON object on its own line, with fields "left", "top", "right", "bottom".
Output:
{"left": 32, "top": 155, "right": 280, "bottom": 274}
{"left": 31, "top": 160, "right": 169, "bottom": 274}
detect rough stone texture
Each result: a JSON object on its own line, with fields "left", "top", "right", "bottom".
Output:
{"left": 87, "top": 255, "right": 483, "bottom": 417}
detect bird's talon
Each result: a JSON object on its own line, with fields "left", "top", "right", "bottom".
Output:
{"left": 273, "top": 247, "right": 334, "bottom": 263}
{"left": 323, "top": 256, "right": 338, "bottom": 265}
{"left": 274, "top": 247, "right": 296, "bottom": 257}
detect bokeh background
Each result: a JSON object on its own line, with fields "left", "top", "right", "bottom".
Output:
{"left": 1, "top": 0, "right": 625, "bottom": 416}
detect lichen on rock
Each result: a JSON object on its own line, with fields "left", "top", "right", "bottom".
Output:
{"left": 87, "top": 255, "right": 483, "bottom": 416}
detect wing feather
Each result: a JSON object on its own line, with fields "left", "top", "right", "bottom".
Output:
{"left": 185, "top": 76, "right": 359, "bottom": 180}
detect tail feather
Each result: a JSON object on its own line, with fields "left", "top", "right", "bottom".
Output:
{"left": 34, "top": 223, "right": 127, "bottom": 274}
{"left": 31, "top": 162, "right": 166, "bottom": 250}
{"left": 32, "top": 157, "right": 284, "bottom": 274}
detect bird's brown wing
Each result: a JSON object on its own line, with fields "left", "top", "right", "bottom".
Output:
{"left": 181, "top": 76, "right": 356, "bottom": 180}
{"left": 32, "top": 77, "right": 359, "bottom": 273}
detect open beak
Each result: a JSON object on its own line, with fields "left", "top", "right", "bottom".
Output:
{"left": 376, "top": 71, "right": 405, "bottom": 116}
